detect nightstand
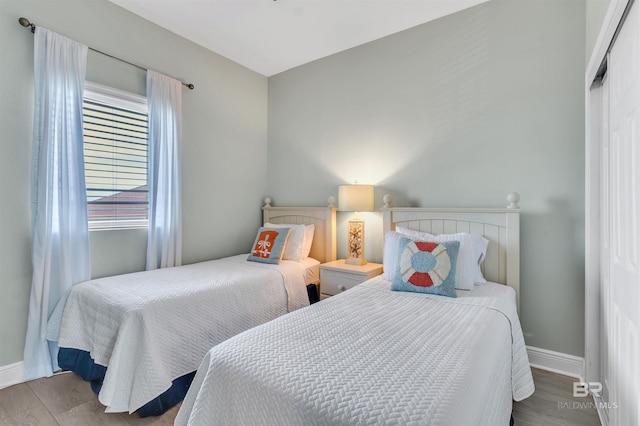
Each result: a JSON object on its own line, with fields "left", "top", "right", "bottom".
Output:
{"left": 319, "top": 260, "right": 383, "bottom": 299}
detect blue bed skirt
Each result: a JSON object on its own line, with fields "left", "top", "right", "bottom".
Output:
{"left": 58, "top": 347, "right": 195, "bottom": 417}
{"left": 58, "top": 283, "right": 320, "bottom": 417}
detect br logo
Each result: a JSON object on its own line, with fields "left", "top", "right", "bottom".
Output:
{"left": 573, "top": 382, "right": 602, "bottom": 398}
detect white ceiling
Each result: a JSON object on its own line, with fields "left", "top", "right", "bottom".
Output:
{"left": 108, "top": 0, "right": 489, "bottom": 77}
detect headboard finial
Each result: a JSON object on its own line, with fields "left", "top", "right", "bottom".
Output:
{"left": 507, "top": 192, "right": 520, "bottom": 209}
{"left": 263, "top": 197, "right": 272, "bottom": 208}
{"left": 383, "top": 194, "right": 393, "bottom": 208}
{"left": 328, "top": 196, "right": 336, "bottom": 208}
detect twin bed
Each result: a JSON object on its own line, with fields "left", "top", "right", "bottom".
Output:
{"left": 53, "top": 195, "right": 534, "bottom": 424}
{"left": 52, "top": 202, "right": 336, "bottom": 416}
{"left": 175, "top": 194, "right": 534, "bottom": 425}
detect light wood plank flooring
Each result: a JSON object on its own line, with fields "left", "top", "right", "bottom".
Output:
{"left": 513, "top": 368, "right": 602, "bottom": 426}
{"left": 0, "top": 368, "right": 600, "bottom": 425}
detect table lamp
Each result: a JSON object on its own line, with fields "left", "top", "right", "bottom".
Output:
{"left": 338, "top": 184, "right": 374, "bottom": 265}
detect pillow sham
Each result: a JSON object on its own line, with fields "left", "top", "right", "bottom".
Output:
{"left": 302, "top": 224, "right": 315, "bottom": 258}
{"left": 264, "top": 223, "right": 306, "bottom": 261}
{"left": 470, "top": 233, "right": 489, "bottom": 284}
{"left": 247, "top": 227, "right": 291, "bottom": 264}
{"left": 391, "top": 236, "right": 459, "bottom": 298}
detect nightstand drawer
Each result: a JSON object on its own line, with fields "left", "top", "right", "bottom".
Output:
{"left": 319, "top": 260, "right": 383, "bottom": 298}
{"left": 320, "top": 269, "right": 368, "bottom": 296}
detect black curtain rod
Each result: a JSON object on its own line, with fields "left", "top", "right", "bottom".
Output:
{"left": 18, "top": 17, "right": 195, "bottom": 90}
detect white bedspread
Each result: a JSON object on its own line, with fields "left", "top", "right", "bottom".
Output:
{"left": 54, "top": 254, "right": 308, "bottom": 413}
{"left": 177, "top": 277, "right": 534, "bottom": 426}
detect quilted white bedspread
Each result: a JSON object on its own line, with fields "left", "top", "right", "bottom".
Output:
{"left": 54, "top": 254, "right": 309, "bottom": 413}
{"left": 177, "top": 277, "right": 535, "bottom": 426}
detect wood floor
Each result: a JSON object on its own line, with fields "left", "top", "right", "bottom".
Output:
{"left": 0, "top": 368, "right": 601, "bottom": 425}
{"left": 512, "top": 368, "right": 602, "bottom": 426}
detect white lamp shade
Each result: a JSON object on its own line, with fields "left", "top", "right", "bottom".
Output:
{"left": 338, "top": 184, "right": 374, "bottom": 212}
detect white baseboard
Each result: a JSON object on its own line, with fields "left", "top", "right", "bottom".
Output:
{"left": 527, "top": 345, "right": 584, "bottom": 380}
{"left": 0, "top": 361, "right": 25, "bottom": 390}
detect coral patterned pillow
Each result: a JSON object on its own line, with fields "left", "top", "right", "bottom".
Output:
{"left": 391, "top": 237, "right": 459, "bottom": 298}
{"left": 247, "top": 227, "right": 291, "bottom": 264}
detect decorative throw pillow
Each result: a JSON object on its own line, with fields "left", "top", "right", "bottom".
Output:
{"left": 393, "top": 227, "right": 484, "bottom": 290}
{"left": 391, "top": 237, "right": 459, "bottom": 298}
{"left": 247, "top": 227, "right": 291, "bottom": 264}
{"left": 383, "top": 231, "right": 410, "bottom": 280}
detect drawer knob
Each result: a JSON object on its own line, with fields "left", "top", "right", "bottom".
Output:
{"left": 338, "top": 285, "right": 347, "bottom": 292}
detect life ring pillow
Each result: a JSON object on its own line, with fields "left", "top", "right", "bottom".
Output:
{"left": 400, "top": 241, "right": 452, "bottom": 288}
{"left": 392, "top": 236, "right": 459, "bottom": 297}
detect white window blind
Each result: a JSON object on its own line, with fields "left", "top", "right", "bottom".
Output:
{"left": 83, "top": 82, "right": 148, "bottom": 230}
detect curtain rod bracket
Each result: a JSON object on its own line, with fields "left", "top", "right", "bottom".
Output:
{"left": 18, "top": 17, "right": 195, "bottom": 90}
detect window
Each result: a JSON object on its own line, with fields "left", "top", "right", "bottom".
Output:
{"left": 83, "top": 82, "right": 148, "bottom": 230}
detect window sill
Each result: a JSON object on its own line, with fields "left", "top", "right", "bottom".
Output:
{"left": 89, "top": 220, "right": 148, "bottom": 232}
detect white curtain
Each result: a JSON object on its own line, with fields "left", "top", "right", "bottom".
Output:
{"left": 146, "top": 70, "right": 182, "bottom": 270}
{"left": 24, "top": 28, "right": 90, "bottom": 380}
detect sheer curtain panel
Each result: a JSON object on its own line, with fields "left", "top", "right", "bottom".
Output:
{"left": 146, "top": 70, "right": 182, "bottom": 270}
{"left": 24, "top": 28, "right": 91, "bottom": 380}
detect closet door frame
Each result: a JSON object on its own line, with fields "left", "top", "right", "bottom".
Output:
{"left": 586, "top": 0, "right": 629, "bottom": 382}
{"left": 585, "top": 2, "right": 635, "bottom": 425}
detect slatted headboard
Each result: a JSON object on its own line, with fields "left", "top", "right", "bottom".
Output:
{"left": 262, "top": 198, "right": 337, "bottom": 264}
{"left": 381, "top": 193, "right": 521, "bottom": 309}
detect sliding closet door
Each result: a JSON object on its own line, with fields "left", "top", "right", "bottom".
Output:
{"left": 606, "top": 1, "right": 640, "bottom": 424}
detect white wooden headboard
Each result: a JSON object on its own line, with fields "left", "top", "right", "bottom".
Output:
{"left": 381, "top": 193, "right": 521, "bottom": 309}
{"left": 262, "top": 198, "right": 337, "bottom": 264}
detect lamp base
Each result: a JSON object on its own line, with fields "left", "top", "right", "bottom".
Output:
{"left": 345, "top": 257, "right": 367, "bottom": 266}
{"left": 346, "top": 217, "right": 366, "bottom": 266}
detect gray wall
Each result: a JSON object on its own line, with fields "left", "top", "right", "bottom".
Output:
{"left": 0, "top": 0, "right": 593, "bottom": 368}
{"left": 268, "top": 0, "right": 587, "bottom": 356}
{"left": 0, "top": 0, "right": 268, "bottom": 367}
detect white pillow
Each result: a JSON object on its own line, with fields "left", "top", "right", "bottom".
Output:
{"left": 383, "top": 231, "right": 403, "bottom": 280}
{"left": 264, "top": 223, "right": 306, "bottom": 261}
{"left": 389, "top": 227, "right": 482, "bottom": 290}
{"left": 470, "top": 234, "right": 489, "bottom": 284}
{"left": 302, "top": 225, "right": 315, "bottom": 258}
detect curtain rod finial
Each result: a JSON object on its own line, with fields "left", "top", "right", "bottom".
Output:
{"left": 18, "top": 17, "right": 35, "bottom": 33}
